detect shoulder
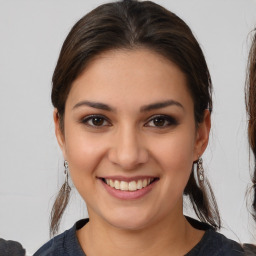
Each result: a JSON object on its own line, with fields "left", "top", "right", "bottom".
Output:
{"left": 33, "top": 219, "right": 88, "bottom": 256}
{"left": 189, "top": 229, "right": 245, "bottom": 256}
{"left": 0, "top": 238, "right": 26, "bottom": 256}
{"left": 33, "top": 230, "right": 69, "bottom": 256}
{"left": 206, "top": 230, "right": 244, "bottom": 255}
{"left": 185, "top": 217, "right": 244, "bottom": 256}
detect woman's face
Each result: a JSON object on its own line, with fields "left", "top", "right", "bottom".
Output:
{"left": 55, "top": 49, "right": 210, "bottom": 230}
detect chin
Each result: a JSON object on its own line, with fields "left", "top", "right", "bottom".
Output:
{"left": 102, "top": 207, "right": 158, "bottom": 231}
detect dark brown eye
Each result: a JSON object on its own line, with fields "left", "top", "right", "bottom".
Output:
{"left": 91, "top": 117, "right": 104, "bottom": 126}
{"left": 145, "top": 115, "right": 178, "bottom": 128}
{"left": 82, "top": 115, "right": 111, "bottom": 127}
{"left": 153, "top": 117, "right": 166, "bottom": 126}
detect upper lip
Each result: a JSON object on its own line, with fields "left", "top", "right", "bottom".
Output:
{"left": 98, "top": 176, "right": 159, "bottom": 182}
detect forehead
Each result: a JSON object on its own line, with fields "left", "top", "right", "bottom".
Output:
{"left": 66, "top": 48, "right": 193, "bottom": 110}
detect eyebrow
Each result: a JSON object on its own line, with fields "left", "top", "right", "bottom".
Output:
{"left": 140, "top": 100, "right": 184, "bottom": 112}
{"left": 72, "top": 99, "right": 184, "bottom": 112}
{"left": 73, "top": 101, "right": 114, "bottom": 111}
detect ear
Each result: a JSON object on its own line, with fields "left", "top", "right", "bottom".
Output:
{"left": 193, "top": 110, "right": 211, "bottom": 161}
{"left": 53, "top": 109, "right": 67, "bottom": 159}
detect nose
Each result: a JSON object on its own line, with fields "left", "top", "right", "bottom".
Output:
{"left": 108, "top": 126, "right": 149, "bottom": 170}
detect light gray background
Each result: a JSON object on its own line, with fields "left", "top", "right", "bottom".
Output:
{"left": 0, "top": 0, "right": 256, "bottom": 254}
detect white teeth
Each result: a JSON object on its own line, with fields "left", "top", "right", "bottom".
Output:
{"left": 137, "top": 180, "right": 142, "bottom": 189}
{"left": 120, "top": 181, "right": 128, "bottom": 191}
{"left": 114, "top": 180, "right": 120, "bottom": 190}
{"left": 104, "top": 178, "right": 154, "bottom": 191}
{"left": 128, "top": 181, "right": 137, "bottom": 191}
{"left": 142, "top": 179, "right": 148, "bottom": 188}
{"left": 109, "top": 179, "right": 114, "bottom": 187}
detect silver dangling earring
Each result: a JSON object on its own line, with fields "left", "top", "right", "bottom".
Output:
{"left": 197, "top": 157, "right": 204, "bottom": 184}
{"left": 64, "top": 160, "right": 71, "bottom": 192}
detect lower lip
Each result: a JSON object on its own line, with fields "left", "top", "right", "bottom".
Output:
{"left": 101, "top": 180, "right": 157, "bottom": 200}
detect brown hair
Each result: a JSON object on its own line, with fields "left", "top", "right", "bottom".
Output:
{"left": 50, "top": 0, "right": 220, "bottom": 236}
{"left": 246, "top": 29, "right": 256, "bottom": 221}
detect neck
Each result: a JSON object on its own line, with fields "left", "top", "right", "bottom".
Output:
{"left": 77, "top": 209, "right": 204, "bottom": 256}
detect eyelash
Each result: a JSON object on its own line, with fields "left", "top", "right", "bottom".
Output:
{"left": 81, "top": 115, "right": 112, "bottom": 128}
{"left": 144, "top": 115, "right": 179, "bottom": 128}
{"left": 80, "top": 114, "right": 178, "bottom": 129}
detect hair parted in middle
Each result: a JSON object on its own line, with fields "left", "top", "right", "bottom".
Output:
{"left": 50, "top": 0, "right": 220, "bottom": 236}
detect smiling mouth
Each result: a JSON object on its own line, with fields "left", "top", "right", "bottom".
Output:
{"left": 101, "top": 178, "right": 159, "bottom": 192}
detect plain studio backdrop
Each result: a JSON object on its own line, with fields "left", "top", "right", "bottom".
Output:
{"left": 0, "top": 0, "right": 256, "bottom": 254}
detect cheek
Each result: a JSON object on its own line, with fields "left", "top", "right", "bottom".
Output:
{"left": 152, "top": 128, "right": 195, "bottom": 180}
{"left": 64, "top": 128, "right": 107, "bottom": 184}
{"left": 142, "top": 129, "right": 196, "bottom": 216}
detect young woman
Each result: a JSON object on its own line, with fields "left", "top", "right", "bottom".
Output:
{"left": 243, "top": 30, "right": 256, "bottom": 255}
{"left": 34, "top": 1, "right": 244, "bottom": 255}
{"left": 246, "top": 29, "right": 256, "bottom": 222}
